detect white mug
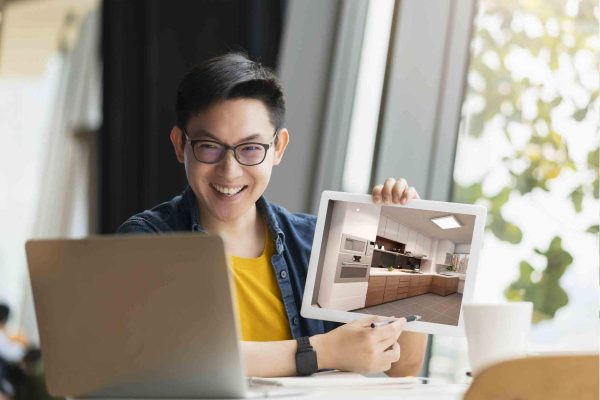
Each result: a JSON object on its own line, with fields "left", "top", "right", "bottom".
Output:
{"left": 462, "top": 302, "right": 533, "bottom": 375}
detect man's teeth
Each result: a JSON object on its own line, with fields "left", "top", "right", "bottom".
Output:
{"left": 212, "top": 184, "right": 245, "bottom": 196}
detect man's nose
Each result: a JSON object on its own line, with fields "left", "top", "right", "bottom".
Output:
{"left": 216, "top": 149, "right": 244, "bottom": 177}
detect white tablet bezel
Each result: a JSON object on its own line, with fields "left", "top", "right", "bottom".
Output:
{"left": 301, "top": 191, "right": 487, "bottom": 336}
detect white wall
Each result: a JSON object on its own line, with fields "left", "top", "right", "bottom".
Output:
{"left": 317, "top": 201, "right": 380, "bottom": 307}
{"left": 454, "top": 243, "right": 471, "bottom": 253}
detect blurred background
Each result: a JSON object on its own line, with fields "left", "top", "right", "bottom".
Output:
{"left": 0, "top": 0, "right": 598, "bottom": 396}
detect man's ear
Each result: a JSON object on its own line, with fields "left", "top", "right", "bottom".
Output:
{"left": 272, "top": 128, "right": 289, "bottom": 166}
{"left": 170, "top": 126, "right": 185, "bottom": 163}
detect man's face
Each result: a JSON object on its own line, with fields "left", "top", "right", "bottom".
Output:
{"left": 170, "top": 99, "right": 288, "bottom": 223}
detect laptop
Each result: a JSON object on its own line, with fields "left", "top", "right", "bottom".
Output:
{"left": 26, "top": 234, "right": 299, "bottom": 398}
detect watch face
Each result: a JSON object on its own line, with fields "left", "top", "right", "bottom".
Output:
{"left": 296, "top": 349, "right": 318, "bottom": 376}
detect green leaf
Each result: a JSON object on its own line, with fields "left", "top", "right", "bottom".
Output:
{"left": 569, "top": 186, "right": 584, "bottom": 213}
{"left": 586, "top": 225, "right": 599, "bottom": 234}
{"left": 572, "top": 108, "right": 587, "bottom": 122}
{"left": 588, "top": 148, "right": 599, "bottom": 171}
{"left": 505, "top": 237, "right": 573, "bottom": 324}
{"left": 489, "top": 216, "right": 523, "bottom": 244}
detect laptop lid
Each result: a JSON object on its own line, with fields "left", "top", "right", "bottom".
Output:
{"left": 26, "top": 234, "right": 248, "bottom": 398}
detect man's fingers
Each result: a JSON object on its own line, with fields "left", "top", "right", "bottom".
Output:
{"left": 392, "top": 178, "right": 408, "bottom": 203}
{"left": 377, "top": 334, "right": 399, "bottom": 352}
{"left": 382, "top": 178, "right": 396, "bottom": 203}
{"left": 401, "top": 186, "right": 419, "bottom": 205}
{"left": 373, "top": 177, "right": 419, "bottom": 205}
{"left": 383, "top": 341, "right": 401, "bottom": 365}
{"left": 351, "top": 315, "right": 383, "bottom": 327}
{"left": 372, "top": 184, "right": 384, "bottom": 204}
{"left": 371, "top": 318, "right": 405, "bottom": 342}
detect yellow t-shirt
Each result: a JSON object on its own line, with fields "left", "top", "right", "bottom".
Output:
{"left": 229, "top": 225, "right": 292, "bottom": 341}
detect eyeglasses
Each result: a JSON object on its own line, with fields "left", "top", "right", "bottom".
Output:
{"left": 182, "top": 128, "right": 279, "bottom": 166}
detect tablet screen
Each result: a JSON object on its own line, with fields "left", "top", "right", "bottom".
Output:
{"left": 302, "top": 193, "right": 486, "bottom": 334}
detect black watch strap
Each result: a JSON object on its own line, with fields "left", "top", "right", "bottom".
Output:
{"left": 295, "top": 336, "right": 318, "bottom": 376}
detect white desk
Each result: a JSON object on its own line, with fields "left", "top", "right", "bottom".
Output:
{"left": 77, "top": 385, "right": 468, "bottom": 400}
{"left": 261, "top": 383, "right": 468, "bottom": 399}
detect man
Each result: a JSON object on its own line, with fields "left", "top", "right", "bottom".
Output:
{"left": 0, "top": 304, "right": 25, "bottom": 365}
{"left": 118, "top": 53, "right": 427, "bottom": 377}
{"left": 0, "top": 304, "right": 26, "bottom": 397}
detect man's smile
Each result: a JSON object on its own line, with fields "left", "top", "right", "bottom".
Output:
{"left": 210, "top": 183, "right": 248, "bottom": 197}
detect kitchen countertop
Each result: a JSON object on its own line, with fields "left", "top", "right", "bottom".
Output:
{"left": 437, "top": 271, "right": 467, "bottom": 281}
{"left": 369, "top": 268, "right": 460, "bottom": 279}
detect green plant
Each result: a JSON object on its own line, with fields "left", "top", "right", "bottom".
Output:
{"left": 453, "top": 0, "right": 598, "bottom": 323}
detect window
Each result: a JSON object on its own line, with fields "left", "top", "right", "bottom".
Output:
{"left": 342, "top": 0, "right": 395, "bottom": 193}
{"left": 429, "top": 0, "right": 599, "bottom": 382}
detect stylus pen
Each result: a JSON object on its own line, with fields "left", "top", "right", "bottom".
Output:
{"left": 370, "top": 315, "right": 421, "bottom": 328}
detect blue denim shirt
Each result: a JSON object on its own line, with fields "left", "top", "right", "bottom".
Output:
{"left": 117, "top": 186, "right": 341, "bottom": 339}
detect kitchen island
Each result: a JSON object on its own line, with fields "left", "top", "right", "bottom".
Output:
{"left": 365, "top": 268, "right": 459, "bottom": 307}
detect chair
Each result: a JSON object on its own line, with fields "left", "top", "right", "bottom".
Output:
{"left": 464, "top": 354, "right": 599, "bottom": 400}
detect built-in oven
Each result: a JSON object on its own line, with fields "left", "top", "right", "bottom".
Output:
{"left": 339, "top": 234, "right": 369, "bottom": 256}
{"left": 334, "top": 252, "right": 372, "bottom": 283}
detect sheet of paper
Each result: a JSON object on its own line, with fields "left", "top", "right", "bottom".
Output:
{"left": 248, "top": 370, "right": 421, "bottom": 388}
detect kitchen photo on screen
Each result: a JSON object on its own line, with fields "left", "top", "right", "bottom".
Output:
{"left": 310, "top": 200, "right": 476, "bottom": 326}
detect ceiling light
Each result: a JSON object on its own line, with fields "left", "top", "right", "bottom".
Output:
{"left": 431, "top": 215, "right": 462, "bottom": 230}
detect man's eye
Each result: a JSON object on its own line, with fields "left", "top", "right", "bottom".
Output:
{"left": 240, "top": 144, "right": 262, "bottom": 152}
{"left": 198, "top": 142, "right": 220, "bottom": 149}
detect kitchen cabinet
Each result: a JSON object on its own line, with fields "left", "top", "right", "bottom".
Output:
{"left": 414, "top": 232, "right": 420, "bottom": 254}
{"left": 416, "top": 275, "right": 432, "bottom": 295}
{"left": 365, "top": 273, "right": 454, "bottom": 308}
{"left": 430, "top": 276, "right": 459, "bottom": 296}
{"left": 406, "top": 229, "right": 417, "bottom": 253}
{"left": 383, "top": 277, "right": 401, "bottom": 303}
{"left": 397, "top": 223, "right": 409, "bottom": 244}
{"left": 423, "top": 236, "right": 431, "bottom": 257}
{"left": 447, "top": 277, "right": 458, "bottom": 294}
{"left": 408, "top": 275, "right": 419, "bottom": 297}
{"left": 365, "top": 276, "right": 386, "bottom": 307}
{"left": 414, "top": 233, "right": 420, "bottom": 255}
{"left": 430, "top": 276, "right": 444, "bottom": 295}
{"left": 377, "top": 217, "right": 386, "bottom": 237}
{"left": 384, "top": 219, "right": 399, "bottom": 241}
{"left": 396, "top": 276, "right": 410, "bottom": 299}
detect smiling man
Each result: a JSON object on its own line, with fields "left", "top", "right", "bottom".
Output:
{"left": 118, "top": 53, "right": 427, "bottom": 377}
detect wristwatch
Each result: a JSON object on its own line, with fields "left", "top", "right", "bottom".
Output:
{"left": 295, "top": 336, "right": 318, "bottom": 376}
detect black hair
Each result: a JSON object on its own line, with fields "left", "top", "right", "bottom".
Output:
{"left": 23, "top": 347, "right": 42, "bottom": 365}
{"left": 0, "top": 304, "right": 9, "bottom": 324}
{"left": 176, "top": 52, "right": 286, "bottom": 132}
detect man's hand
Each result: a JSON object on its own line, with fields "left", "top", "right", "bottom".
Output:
{"left": 371, "top": 177, "right": 420, "bottom": 205}
{"left": 311, "top": 316, "right": 405, "bottom": 374}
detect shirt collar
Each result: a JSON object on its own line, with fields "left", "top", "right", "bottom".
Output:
{"left": 256, "top": 196, "right": 285, "bottom": 255}
{"left": 182, "top": 186, "right": 203, "bottom": 233}
{"left": 183, "top": 186, "right": 285, "bottom": 254}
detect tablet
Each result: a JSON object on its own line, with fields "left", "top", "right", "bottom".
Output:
{"left": 301, "top": 191, "right": 487, "bottom": 336}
